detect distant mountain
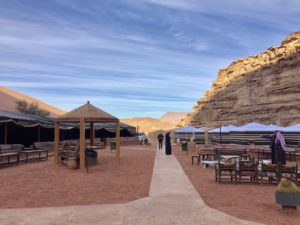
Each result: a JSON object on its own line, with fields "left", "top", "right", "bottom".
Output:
{"left": 159, "top": 112, "right": 189, "bottom": 124}
{"left": 121, "top": 117, "right": 175, "bottom": 135}
{"left": 0, "top": 86, "right": 64, "bottom": 117}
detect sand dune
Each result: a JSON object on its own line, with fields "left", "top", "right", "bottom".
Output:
{"left": 0, "top": 86, "right": 63, "bottom": 117}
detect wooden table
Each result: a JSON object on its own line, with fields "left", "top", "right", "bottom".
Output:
{"left": 19, "top": 150, "right": 48, "bottom": 163}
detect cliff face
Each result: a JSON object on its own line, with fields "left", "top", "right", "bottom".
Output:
{"left": 181, "top": 31, "right": 300, "bottom": 127}
{"left": 159, "top": 112, "right": 189, "bottom": 124}
{"left": 121, "top": 117, "right": 175, "bottom": 135}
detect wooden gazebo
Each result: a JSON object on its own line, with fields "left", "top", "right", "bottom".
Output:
{"left": 54, "top": 101, "right": 120, "bottom": 170}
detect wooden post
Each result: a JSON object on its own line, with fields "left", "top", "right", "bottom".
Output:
{"left": 205, "top": 130, "right": 208, "bottom": 145}
{"left": 116, "top": 120, "right": 121, "bottom": 162}
{"left": 54, "top": 122, "right": 60, "bottom": 164}
{"left": 80, "top": 117, "right": 86, "bottom": 170}
{"left": 90, "top": 122, "right": 94, "bottom": 146}
{"left": 37, "top": 126, "right": 41, "bottom": 142}
{"left": 4, "top": 123, "right": 8, "bottom": 144}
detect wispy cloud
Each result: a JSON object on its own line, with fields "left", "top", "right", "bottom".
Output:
{"left": 0, "top": 0, "right": 298, "bottom": 118}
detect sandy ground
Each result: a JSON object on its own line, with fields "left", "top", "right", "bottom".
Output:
{"left": 0, "top": 146, "right": 156, "bottom": 209}
{"left": 173, "top": 145, "right": 300, "bottom": 225}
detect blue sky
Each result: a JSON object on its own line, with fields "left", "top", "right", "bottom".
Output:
{"left": 0, "top": 0, "right": 299, "bottom": 118}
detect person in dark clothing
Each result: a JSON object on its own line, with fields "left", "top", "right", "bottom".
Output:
{"left": 270, "top": 131, "right": 277, "bottom": 164}
{"left": 275, "top": 131, "right": 286, "bottom": 165}
{"left": 165, "top": 132, "right": 172, "bottom": 155}
{"left": 157, "top": 133, "right": 164, "bottom": 150}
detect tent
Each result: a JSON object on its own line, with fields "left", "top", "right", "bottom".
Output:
{"left": 281, "top": 124, "right": 300, "bottom": 132}
{"left": 208, "top": 125, "right": 238, "bottom": 133}
{"left": 229, "top": 122, "right": 284, "bottom": 132}
{"left": 175, "top": 126, "right": 204, "bottom": 133}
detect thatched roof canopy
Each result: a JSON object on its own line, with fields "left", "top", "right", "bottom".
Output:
{"left": 57, "top": 101, "right": 118, "bottom": 122}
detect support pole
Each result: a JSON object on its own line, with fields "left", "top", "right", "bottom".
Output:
{"left": 4, "top": 123, "right": 8, "bottom": 144}
{"left": 90, "top": 122, "right": 94, "bottom": 146}
{"left": 116, "top": 120, "right": 120, "bottom": 162}
{"left": 205, "top": 130, "right": 208, "bottom": 145}
{"left": 54, "top": 122, "right": 60, "bottom": 164}
{"left": 80, "top": 117, "right": 86, "bottom": 170}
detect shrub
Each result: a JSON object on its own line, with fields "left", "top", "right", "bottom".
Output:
{"left": 277, "top": 179, "right": 299, "bottom": 194}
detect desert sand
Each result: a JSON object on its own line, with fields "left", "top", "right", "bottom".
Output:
{"left": 0, "top": 146, "right": 155, "bottom": 208}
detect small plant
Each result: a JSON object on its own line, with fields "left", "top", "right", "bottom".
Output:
{"left": 277, "top": 179, "right": 299, "bottom": 194}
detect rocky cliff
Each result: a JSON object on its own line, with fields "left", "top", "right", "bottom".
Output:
{"left": 121, "top": 117, "right": 175, "bottom": 135}
{"left": 159, "top": 112, "right": 189, "bottom": 124}
{"left": 180, "top": 31, "right": 300, "bottom": 128}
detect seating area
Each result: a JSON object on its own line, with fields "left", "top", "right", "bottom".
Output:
{"left": 190, "top": 144, "right": 300, "bottom": 185}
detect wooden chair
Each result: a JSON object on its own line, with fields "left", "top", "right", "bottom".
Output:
{"left": 215, "top": 161, "right": 237, "bottom": 183}
{"left": 59, "top": 144, "right": 79, "bottom": 166}
{"left": 280, "top": 164, "right": 298, "bottom": 183}
{"left": 260, "top": 163, "right": 280, "bottom": 184}
{"left": 237, "top": 162, "right": 258, "bottom": 183}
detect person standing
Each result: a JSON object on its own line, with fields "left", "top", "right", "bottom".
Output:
{"left": 157, "top": 133, "right": 164, "bottom": 150}
{"left": 270, "top": 131, "right": 277, "bottom": 164}
{"left": 275, "top": 131, "right": 286, "bottom": 165}
{"left": 165, "top": 132, "right": 172, "bottom": 155}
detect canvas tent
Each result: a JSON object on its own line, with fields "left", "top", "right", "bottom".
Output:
{"left": 0, "top": 110, "right": 135, "bottom": 147}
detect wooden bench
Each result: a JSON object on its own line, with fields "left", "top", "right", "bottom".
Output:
{"left": 0, "top": 152, "right": 20, "bottom": 167}
{"left": 19, "top": 150, "right": 48, "bottom": 163}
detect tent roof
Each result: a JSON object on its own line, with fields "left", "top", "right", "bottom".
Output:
{"left": 281, "top": 124, "right": 300, "bottom": 132}
{"left": 230, "top": 122, "right": 284, "bottom": 132}
{"left": 57, "top": 101, "right": 118, "bottom": 122}
{"left": 208, "top": 125, "right": 238, "bottom": 133}
{"left": 175, "top": 125, "right": 204, "bottom": 133}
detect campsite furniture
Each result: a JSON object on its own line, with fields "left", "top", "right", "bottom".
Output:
{"left": 110, "top": 141, "right": 116, "bottom": 151}
{"left": 59, "top": 145, "right": 79, "bottom": 166}
{"left": 85, "top": 149, "right": 98, "bottom": 173}
{"left": 215, "top": 161, "right": 237, "bottom": 183}
{"left": 201, "top": 160, "right": 218, "bottom": 168}
{"left": 0, "top": 144, "right": 24, "bottom": 154}
{"left": 259, "top": 163, "right": 280, "bottom": 184}
{"left": 285, "top": 148, "right": 297, "bottom": 161}
{"left": 237, "top": 162, "right": 258, "bottom": 183}
{"left": 19, "top": 150, "right": 48, "bottom": 163}
{"left": 0, "top": 152, "right": 19, "bottom": 167}
{"left": 280, "top": 164, "right": 298, "bottom": 183}
{"left": 32, "top": 142, "right": 54, "bottom": 151}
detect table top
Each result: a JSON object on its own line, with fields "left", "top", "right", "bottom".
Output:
{"left": 220, "top": 155, "right": 240, "bottom": 159}
{"left": 0, "top": 152, "right": 19, "bottom": 156}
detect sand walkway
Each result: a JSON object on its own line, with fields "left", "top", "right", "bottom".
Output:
{"left": 0, "top": 149, "right": 261, "bottom": 225}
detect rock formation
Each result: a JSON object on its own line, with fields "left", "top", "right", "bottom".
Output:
{"left": 180, "top": 31, "right": 300, "bottom": 128}
{"left": 159, "top": 112, "right": 189, "bottom": 124}
{"left": 121, "top": 117, "right": 175, "bottom": 135}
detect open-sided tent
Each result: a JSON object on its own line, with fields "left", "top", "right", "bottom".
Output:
{"left": 229, "top": 122, "right": 284, "bottom": 132}
{"left": 281, "top": 124, "right": 300, "bottom": 132}
{"left": 208, "top": 125, "right": 238, "bottom": 133}
{"left": 175, "top": 126, "right": 204, "bottom": 133}
{"left": 55, "top": 101, "right": 121, "bottom": 170}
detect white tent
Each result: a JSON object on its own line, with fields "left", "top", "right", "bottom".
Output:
{"left": 281, "top": 124, "right": 300, "bottom": 132}
{"left": 175, "top": 126, "right": 204, "bottom": 133}
{"left": 208, "top": 125, "right": 238, "bottom": 133}
{"left": 230, "top": 122, "right": 284, "bottom": 132}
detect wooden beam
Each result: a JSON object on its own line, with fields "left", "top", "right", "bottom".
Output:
{"left": 90, "top": 122, "right": 94, "bottom": 146}
{"left": 4, "top": 123, "right": 8, "bottom": 144}
{"left": 80, "top": 117, "right": 86, "bottom": 170}
{"left": 116, "top": 120, "right": 121, "bottom": 162}
{"left": 54, "top": 122, "right": 60, "bottom": 164}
